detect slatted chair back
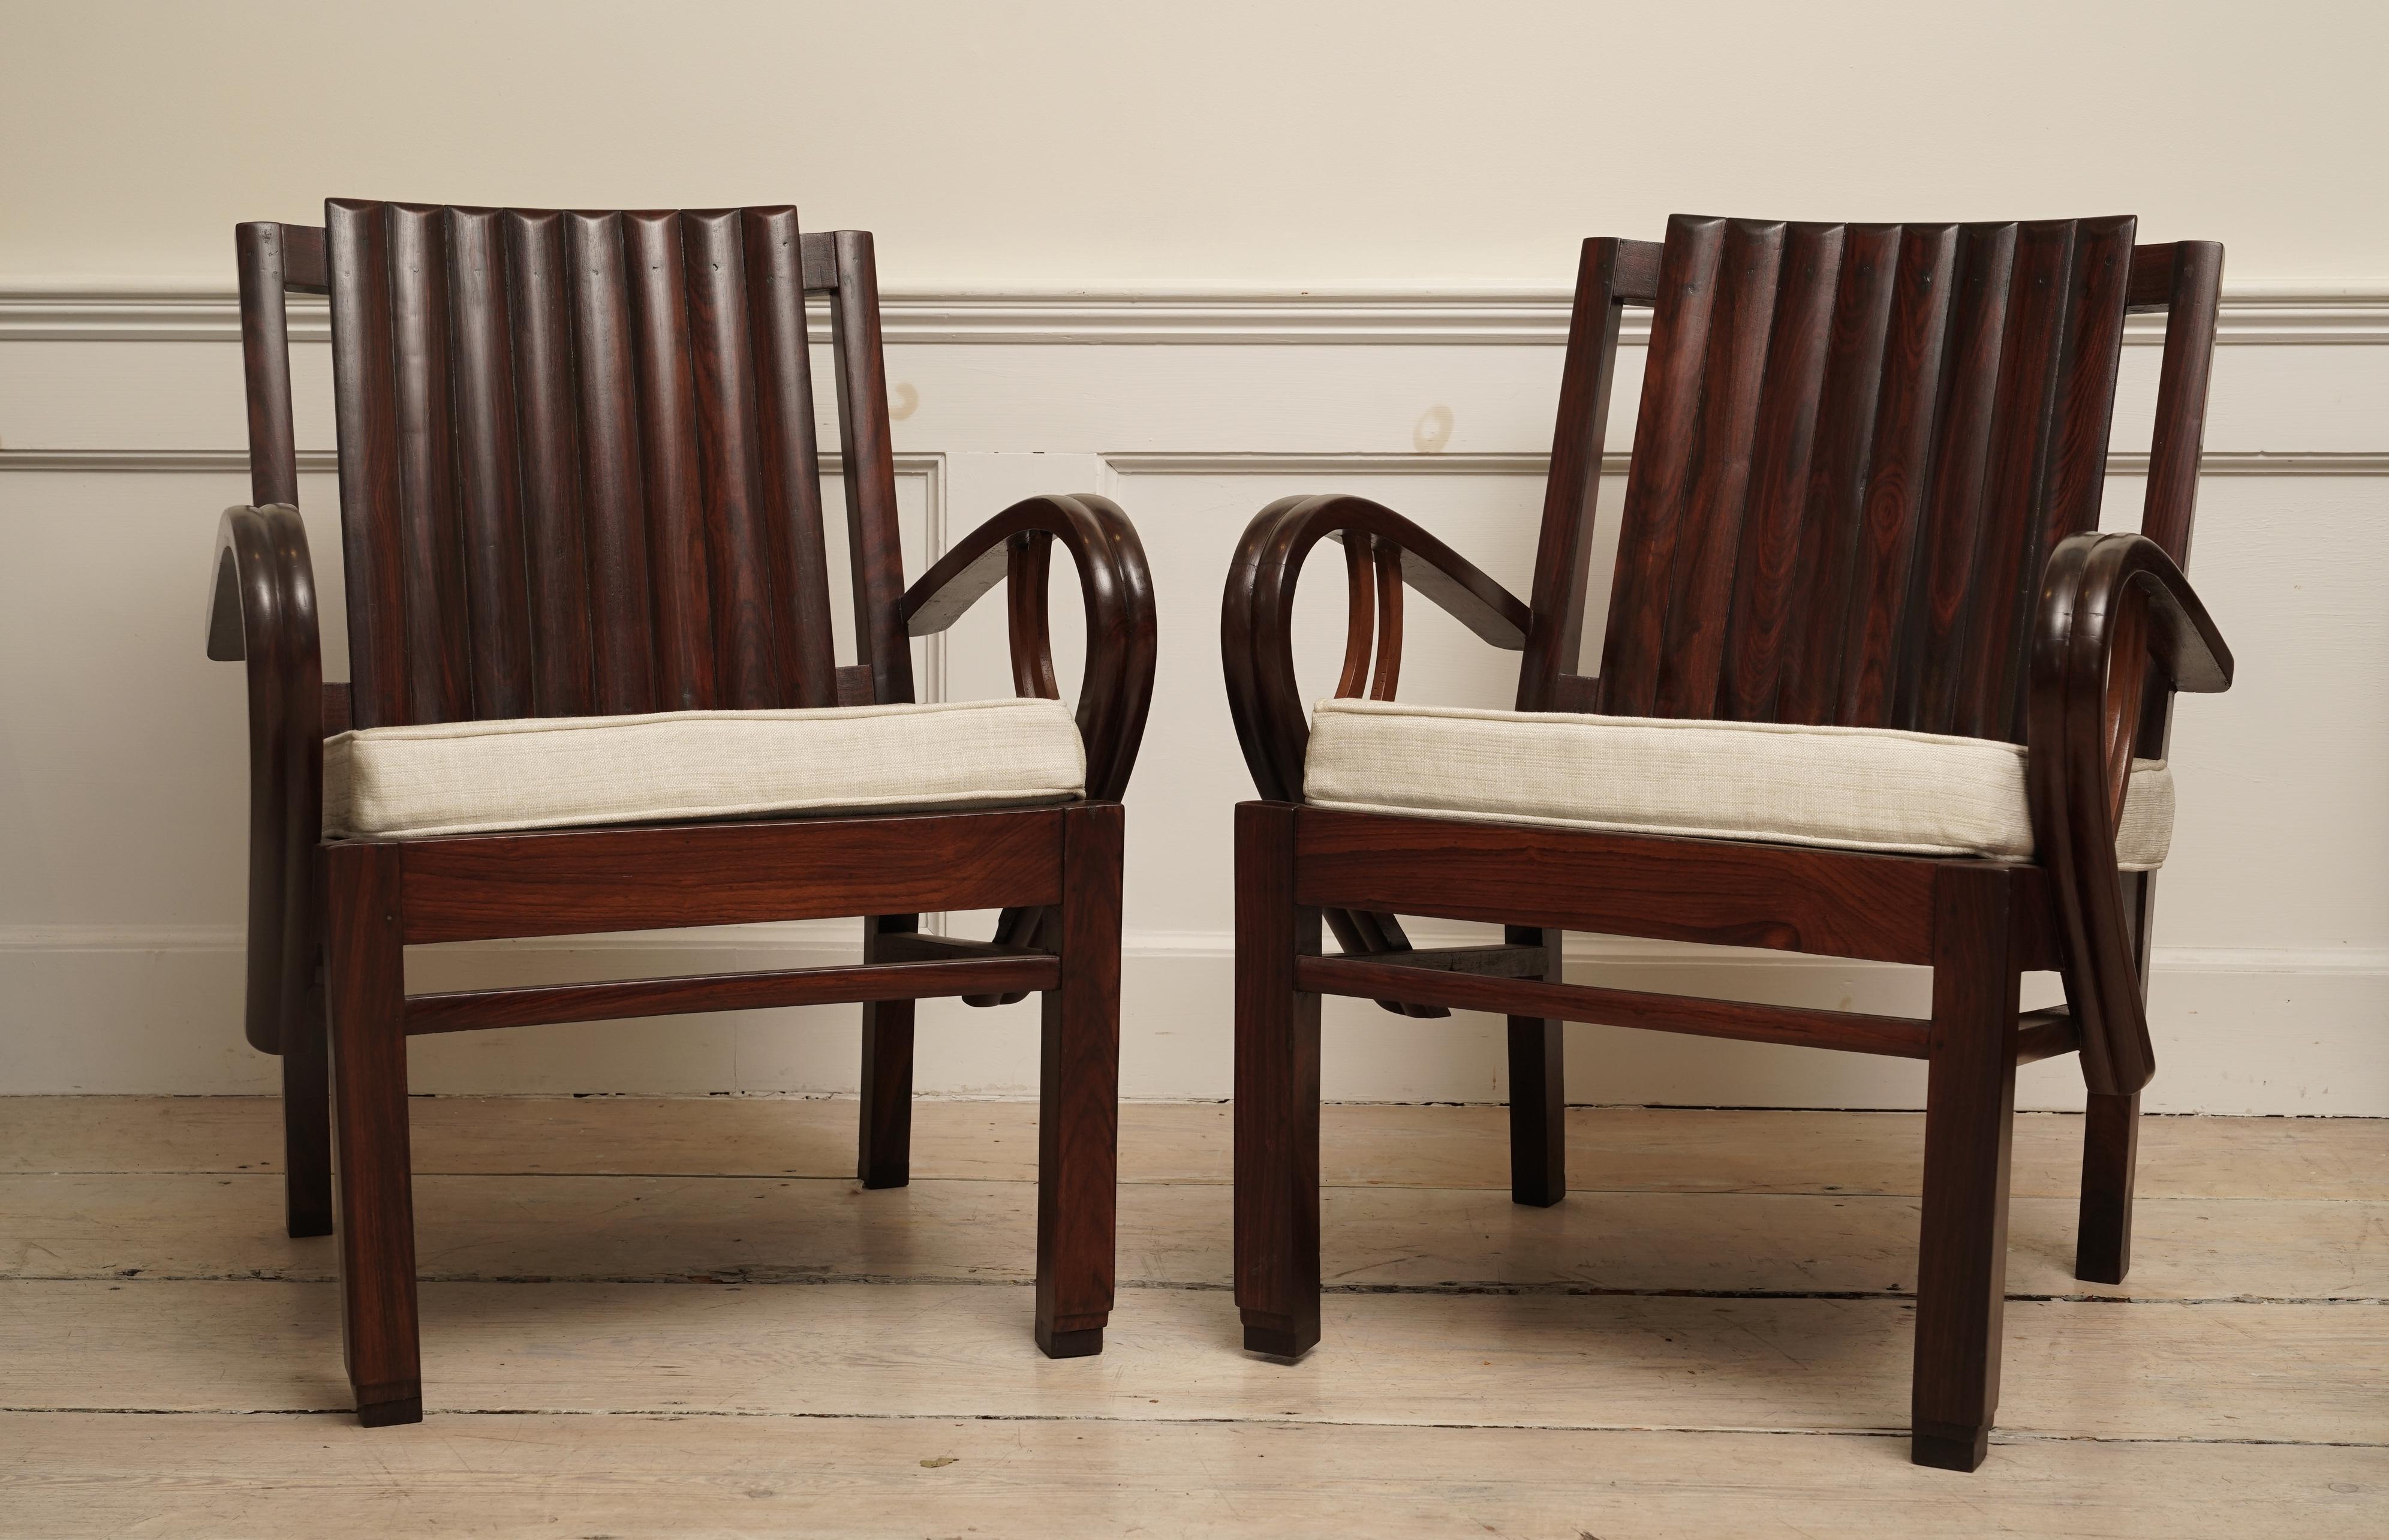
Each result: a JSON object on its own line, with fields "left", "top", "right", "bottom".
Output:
{"left": 1519, "top": 215, "right": 2221, "bottom": 748}
{"left": 235, "top": 201, "right": 910, "bottom": 730}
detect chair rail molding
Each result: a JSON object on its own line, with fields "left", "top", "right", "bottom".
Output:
{"left": 5, "top": 283, "right": 2388, "bottom": 347}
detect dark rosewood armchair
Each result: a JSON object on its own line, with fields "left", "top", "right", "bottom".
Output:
{"left": 206, "top": 202, "right": 1156, "bottom": 1426}
{"left": 1222, "top": 216, "right": 2231, "bottom": 1470}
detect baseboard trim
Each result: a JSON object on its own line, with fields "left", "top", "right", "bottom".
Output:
{"left": 4, "top": 922, "right": 2379, "bottom": 1112}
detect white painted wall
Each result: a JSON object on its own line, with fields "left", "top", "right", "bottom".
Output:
{"left": 2, "top": 0, "right": 2383, "bottom": 1111}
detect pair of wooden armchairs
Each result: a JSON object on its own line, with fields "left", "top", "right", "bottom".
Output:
{"left": 211, "top": 201, "right": 2228, "bottom": 1473}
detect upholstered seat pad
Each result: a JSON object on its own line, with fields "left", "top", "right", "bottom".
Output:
{"left": 324, "top": 698, "right": 1086, "bottom": 840}
{"left": 1304, "top": 698, "right": 2172, "bottom": 869}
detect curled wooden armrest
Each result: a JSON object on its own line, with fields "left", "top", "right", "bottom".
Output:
{"left": 207, "top": 504, "right": 324, "bottom": 1054}
{"left": 2026, "top": 531, "right": 2233, "bottom": 1096}
{"left": 1221, "top": 494, "right": 1533, "bottom": 1009}
{"left": 899, "top": 492, "right": 1157, "bottom": 802}
{"left": 1222, "top": 493, "right": 1529, "bottom": 804}
{"left": 901, "top": 494, "right": 1157, "bottom": 997}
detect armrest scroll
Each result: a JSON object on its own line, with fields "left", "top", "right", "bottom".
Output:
{"left": 900, "top": 492, "right": 1157, "bottom": 803}
{"left": 1223, "top": 493, "right": 1529, "bottom": 805}
{"left": 2026, "top": 531, "right": 2231, "bottom": 1096}
{"left": 207, "top": 505, "right": 324, "bottom": 1054}
{"left": 1221, "top": 494, "right": 1531, "bottom": 1005}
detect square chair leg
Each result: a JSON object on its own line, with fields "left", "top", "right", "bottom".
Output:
{"left": 323, "top": 842, "right": 422, "bottom": 1427}
{"left": 2075, "top": 1088, "right": 2141, "bottom": 1287}
{"left": 282, "top": 983, "right": 335, "bottom": 1238}
{"left": 1505, "top": 925, "right": 1566, "bottom": 1207}
{"left": 1036, "top": 804, "right": 1121, "bottom": 1357}
{"left": 1910, "top": 865, "right": 2021, "bottom": 1472}
{"left": 857, "top": 915, "right": 918, "bottom": 1190}
{"left": 1233, "top": 803, "right": 1323, "bottom": 1360}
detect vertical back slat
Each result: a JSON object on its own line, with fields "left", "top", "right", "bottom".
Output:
{"left": 1598, "top": 215, "right": 1727, "bottom": 717}
{"left": 1901, "top": 222, "right": 2020, "bottom": 734}
{"left": 1953, "top": 219, "right": 2079, "bottom": 739}
{"left": 743, "top": 206, "right": 839, "bottom": 708}
{"left": 324, "top": 200, "right": 411, "bottom": 728}
{"left": 684, "top": 209, "right": 782, "bottom": 708}
{"left": 235, "top": 222, "right": 302, "bottom": 509}
{"left": 565, "top": 210, "right": 660, "bottom": 715}
{"left": 503, "top": 209, "right": 595, "bottom": 715}
{"left": 2000, "top": 215, "right": 2135, "bottom": 748}
{"left": 302, "top": 204, "right": 983, "bottom": 733}
{"left": 1719, "top": 222, "right": 1846, "bottom": 720}
{"left": 2038, "top": 218, "right": 2137, "bottom": 554}
{"left": 1653, "top": 218, "right": 1787, "bottom": 718}
{"left": 444, "top": 207, "right": 534, "bottom": 719}
{"left": 2120, "top": 240, "right": 2225, "bottom": 764}
{"left": 1773, "top": 224, "right": 1901, "bottom": 724}
{"left": 828, "top": 230, "right": 916, "bottom": 706}
{"left": 2138, "top": 242, "right": 2223, "bottom": 566}
{"left": 1515, "top": 239, "right": 1627, "bottom": 711}
{"left": 1833, "top": 224, "right": 1959, "bottom": 726}
{"left": 625, "top": 211, "right": 717, "bottom": 710}
{"left": 1415, "top": 213, "right": 2204, "bottom": 769}
{"left": 384, "top": 203, "right": 473, "bottom": 722}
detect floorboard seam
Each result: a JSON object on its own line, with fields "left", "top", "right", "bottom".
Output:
{"left": 20, "top": 1169, "right": 2387, "bottom": 1201}
{"left": 14, "top": 1275, "right": 2382, "bottom": 1304}
{"left": 4, "top": 1406, "right": 2382, "bottom": 1449}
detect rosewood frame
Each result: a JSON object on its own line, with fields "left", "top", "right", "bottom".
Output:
{"left": 1222, "top": 218, "right": 2232, "bottom": 1471}
{"left": 207, "top": 206, "right": 1155, "bottom": 1425}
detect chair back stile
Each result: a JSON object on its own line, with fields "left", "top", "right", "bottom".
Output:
{"left": 236, "top": 201, "right": 906, "bottom": 731}
{"left": 1517, "top": 216, "right": 2222, "bottom": 749}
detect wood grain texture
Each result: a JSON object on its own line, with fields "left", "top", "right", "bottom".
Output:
{"left": 321, "top": 840, "right": 421, "bottom": 1425}
{"left": 1301, "top": 953, "right": 1931, "bottom": 1058}
{"left": 1034, "top": 803, "right": 1123, "bottom": 1355}
{"left": 12, "top": 1414, "right": 2380, "bottom": 1540}
{"left": 501, "top": 209, "right": 595, "bottom": 716}
{"left": 1910, "top": 864, "right": 2024, "bottom": 1469}
{"left": 1293, "top": 805, "right": 1950, "bottom": 965}
{"left": 444, "top": 206, "right": 534, "bottom": 720}
{"left": 318, "top": 202, "right": 893, "bottom": 721}
{"left": 395, "top": 809, "right": 1066, "bottom": 943}
{"left": 1234, "top": 801, "right": 1323, "bottom": 1356}
{"left": 403, "top": 953, "right": 1060, "bottom": 1035}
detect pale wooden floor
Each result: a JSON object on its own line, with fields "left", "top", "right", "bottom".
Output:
{"left": 3, "top": 1097, "right": 2384, "bottom": 1537}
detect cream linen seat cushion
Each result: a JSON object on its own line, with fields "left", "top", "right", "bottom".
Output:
{"left": 324, "top": 697, "right": 1085, "bottom": 840}
{"left": 1304, "top": 697, "right": 2172, "bottom": 870}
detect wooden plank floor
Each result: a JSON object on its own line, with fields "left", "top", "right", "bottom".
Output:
{"left": 3, "top": 1098, "right": 2384, "bottom": 1537}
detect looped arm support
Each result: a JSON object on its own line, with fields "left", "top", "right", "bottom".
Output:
{"left": 1221, "top": 494, "right": 1532, "bottom": 1006}
{"left": 206, "top": 504, "right": 324, "bottom": 1054}
{"left": 2027, "top": 531, "right": 2232, "bottom": 1095}
{"left": 902, "top": 492, "right": 1158, "bottom": 802}
{"left": 1222, "top": 492, "right": 1529, "bottom": 803}
{"left": 902, "top": 493, "right": 1158, "bottom": 992}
